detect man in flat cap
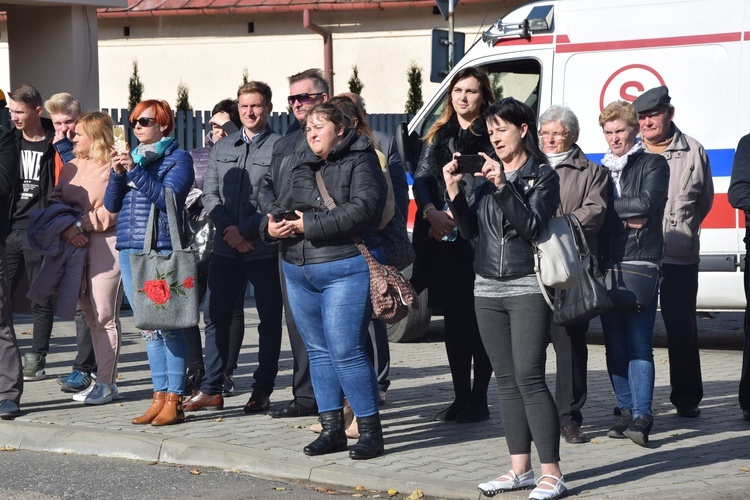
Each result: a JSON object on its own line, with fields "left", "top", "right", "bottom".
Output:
{"left": 634, "top": 85, "right": 714, "bottom": 418}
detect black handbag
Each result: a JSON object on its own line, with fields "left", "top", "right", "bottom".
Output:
{"left": 379, "top": 208, "right": 415, "bottom": 271}
{"left": 604, "top": 261, "right": 660, "bottom": 312}
{"left": 551, "top": 215, "right": 613, "bottom": 325}
{"left": 186, "top": 216, "right": 215, "bottom": 267}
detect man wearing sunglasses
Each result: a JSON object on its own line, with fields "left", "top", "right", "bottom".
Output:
{"left": 259, "top": 68, "right": 328, "bottom": 418}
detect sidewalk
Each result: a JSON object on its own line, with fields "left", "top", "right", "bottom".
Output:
{"left": 1, "top": 306, "right": 749, "bottom": 499}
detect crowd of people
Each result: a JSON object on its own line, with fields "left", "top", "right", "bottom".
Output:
{"left": 4, "top": 67, "right": 750, "bottom": 499}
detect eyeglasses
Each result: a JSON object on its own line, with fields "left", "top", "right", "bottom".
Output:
{"left": 539, "top": 131, "right": 569, "bottom": 139}
{"left": 287, "top": 93, "right": 324, "bottom": 106}
{"left": 130, "top": 117, "right": 157, "bottom": 128}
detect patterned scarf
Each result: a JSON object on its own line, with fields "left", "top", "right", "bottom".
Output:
{"left": 601, "top": 139, "right": 643, "bottom": 198}
{"left": 131, "top": 136, "right": 174, "bottom": 168}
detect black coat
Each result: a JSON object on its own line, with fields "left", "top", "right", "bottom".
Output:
{"left": 599, "top": 150, "right": 669, "bottom": 264}
{"left": 410, "top": 116, "right": 494, "bottom": 308}
{"left": 0, "top": 126, "right": 18, "bottom": 240}
{"left": 449, "top": 156, "right": 560, "bottom": 279}
{"left": 261, "top": 130, "right": 387, "bottom": 265}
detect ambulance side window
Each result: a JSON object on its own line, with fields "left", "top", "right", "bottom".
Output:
{"left": 419, "top": 59, "right": 542, "bottom": 136}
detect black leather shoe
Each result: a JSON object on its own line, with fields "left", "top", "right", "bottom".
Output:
{"left": 561, "top": 424, "right": 588, "bottom": 444}
{"left": 243, "top": 389, "right": 270, "bottom": 414}
{"left": 434, "top": 400, "right": 466, "bottom": 422}
{"left": 268, "top": 399, "right": 318, "bottom": 418}
{"left": 676, "top": 404, "right": 701, "bottom": 418}
{"left": 743, "top": 409, "right": 750, "bottom": 422}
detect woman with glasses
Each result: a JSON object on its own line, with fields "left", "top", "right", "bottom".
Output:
{"left": 261, "top": 103, "right": 387, "bottom": 460}
{"left": 445, "top": 97, "right": 566, "bottom": 500}
{"left": 538, "top": 105, "right": 609, "bottom": 445}
{"left": 105, "top": 99, "right": 194, "bottom": 426}
{"left": 412, "top": 67, "right": 495, "bottom": 424}
{"left": 597, "top": 101, "right": 669, "bottom": 447}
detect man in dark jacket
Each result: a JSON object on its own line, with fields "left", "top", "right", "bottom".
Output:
{"left": 6, "top": 84, "right": 57, "bottom": 382}
{"left": 728, "top": 133, "right": 750, "bottom": 422}
{"left": 184, "top": 81, "right": 283, "bottom": 413}
{"left": 258, "top": 68, "right": 328, "bottom": 418}
{"left": 0, "top": 124, "right": 22, "bottom": 419}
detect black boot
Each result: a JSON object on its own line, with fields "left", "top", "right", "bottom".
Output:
{"left": 303, "top": 410, "right": 347, "bottom": 456}
{"left": 349, "top": 413, "right": 384, "bottom": 460}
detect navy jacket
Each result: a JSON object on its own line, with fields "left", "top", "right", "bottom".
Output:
{"left": 104, "top": 141, "right": 194, "bottom": 251}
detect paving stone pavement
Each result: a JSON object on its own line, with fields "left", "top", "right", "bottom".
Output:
{"left": 1, "top": 306, "right": 750, "bottom": 499}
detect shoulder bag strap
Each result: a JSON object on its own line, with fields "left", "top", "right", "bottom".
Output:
{"left": 142, "top": 188, "right": 183, "bottom": 253}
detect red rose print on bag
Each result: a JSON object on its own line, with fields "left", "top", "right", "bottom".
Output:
{"left": 139, "top": 268, "right": 194, "bottom": 309}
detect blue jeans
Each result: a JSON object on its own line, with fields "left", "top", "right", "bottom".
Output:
{"left": 282, "top": 248, "right": 382, "bottom": 417}
{"left": 600, "top": 287, "right": 658, "bottom": 418}
{"left": 119, "top": 249, "right": 188, "bottom": 394}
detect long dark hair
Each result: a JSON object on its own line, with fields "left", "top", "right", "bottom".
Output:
{"left": 423, "top": 67, "right": 495, "bottom": 145}
{"left": 484, "top": 97, "right": 547, "bottom": 165}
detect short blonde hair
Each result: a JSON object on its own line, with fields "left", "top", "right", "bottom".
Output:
{"left": 44, "top": 93, "right": 81, "bottom": 117}
{"left": 599, "top": 100, "right": 638, "bottom": 129}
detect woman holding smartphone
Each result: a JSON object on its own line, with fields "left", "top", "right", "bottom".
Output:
{"left": 445, "top": 98, "right": 566, "bottom": 500}
{"left": 412, "top": 67, "right": 495, "bottom": 423}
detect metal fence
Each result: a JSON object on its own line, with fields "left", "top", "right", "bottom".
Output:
{"left": 104, "top": 109, "right": 414, "bottom": 150}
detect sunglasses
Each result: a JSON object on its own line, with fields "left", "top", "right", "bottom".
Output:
{"left": 130, "top": 117, "right": 157, "bottom": 128}
{"left": 287, "top": 93, "right": 324, "bottom": 106}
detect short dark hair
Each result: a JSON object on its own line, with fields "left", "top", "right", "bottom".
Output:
{"left": 237, "top": 81, "right": 273, "bottom": 105}
{"left": 211, "top": 98, "right": 241, "bottom": 129}
{"left": 289, "top": 69, "right": 329, "bottom": 95}
{"left": 9, "top": 84, "right": 43, "bottom": 108}
{"left": 484, "top": 97, "right": 547, "bottom": 166}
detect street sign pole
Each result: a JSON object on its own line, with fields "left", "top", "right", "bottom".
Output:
{"left": 448, "top": 0, "right": 455, "bottom": 69}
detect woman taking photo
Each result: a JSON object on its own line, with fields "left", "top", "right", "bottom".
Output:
{"left": 412, "top": 67, "right": 494, "bottom": 423}
{"left": 261, "top": 103, "right": 387, "bottom": 460}
{"left": 445, "top": 98, "right": 566, "bottom": 500}
{"left": 104, "top": 99, "right": 194, "bottom": 426}
{"left": 598, "top": 101, "right": 669, "bottom": 447}
{"left": 52, "top": 112, "right": 122, "bottom": 405}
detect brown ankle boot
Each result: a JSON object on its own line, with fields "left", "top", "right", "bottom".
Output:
{"left": 151, "top": 392, "right": 185, "bottom": 426}
{"left": 132, "top": 391, "right": 166, "bottom": 425}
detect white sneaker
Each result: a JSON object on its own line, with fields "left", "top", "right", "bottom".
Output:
{"left": 479, "top": 470, "right": 535, "bottom": 497}
{"left": 72, "top": 383, "right": 95, "bottom": 402}
{"left": 528, "top": 474, "right": 567, "bottom": 500}
{"left": 83, "top": 382, "right": 113, "bottom": 405}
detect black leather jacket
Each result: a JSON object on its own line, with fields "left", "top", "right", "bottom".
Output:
{"left": 449, "top": 156, "right": 560, "bottom": 279}
{"left": 260, "top": 130, "right": 387, "bottom": 265}
{"left": 599, "top": 149, "right": 669, "bottom": 264}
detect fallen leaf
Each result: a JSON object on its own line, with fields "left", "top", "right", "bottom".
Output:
{"left": 388, "top": 488, "right": 399, "bottom": 496}
{"left": 314, "top": 486, "right": 335, "bottom": 493}
{"left": 0, "top": 446, "right": 17, "bottom": 452}
{"left": 273, "top": 487, "right": 286, "bottom": 491}
{"left": 355, "top": 486, "right": 367, "bottom": 491}
{"left": 740, "top": 467, "right": 749, "bottom": 472}
{"left": 114, "top": 403, "right": 123, "bottom": 407}
{"left": 352, "top": 495, "right": 363, "bottom": 498}
{"left": 590, "top": 438, "right": 601, "bottom": 444}
{"left": 406, "top": 489, "right": 424, "bottom": 500}
{"left": 293, "top": 425, "right": 304, "bottom": 429}
{"left": 213, "top": 417, "right": 224, "bottom": 422}
{"left": 189, "top": 469, "right": 201, "bottom": 475}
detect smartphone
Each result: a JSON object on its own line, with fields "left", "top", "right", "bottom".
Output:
{"left": 275, "top": 211, "right": 300, "bottom": 221}
{"left": 456, "top": 154, "right": 484, "bottom": 174}
{"left": 113, "top": 125, "right": 127, "bottom": 154}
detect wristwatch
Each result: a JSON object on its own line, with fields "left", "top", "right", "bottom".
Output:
{"left": 74, "top": 220, "right": 85, "bottom": 234}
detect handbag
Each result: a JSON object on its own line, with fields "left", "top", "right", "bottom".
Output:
{"left": 186, "top": 216, "right": 215, "bottom": 267}
{"left": 130, "top": 188, "right": 200, "bottom": 330}
{"left": 314, "top": 171, "right": 419, "bottom": 323}
{"left": 604, "top": 261, "right": 660, "bottom": 312}
{"left": 539, "top": 214, "right": 613, "bottom": 325}
{"left": 533, "top": 215, "right": 581, "bottom": 290}
{"left": 378, "top": 208, "right": 416, "bottom": 271}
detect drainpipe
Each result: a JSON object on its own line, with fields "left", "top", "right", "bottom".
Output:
{"left": 303, "top": 9, "right": 333, "bottom": 95}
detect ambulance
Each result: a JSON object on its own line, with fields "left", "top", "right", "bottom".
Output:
{"left": 391, "top": 0, "right": 750, "bottom": 342}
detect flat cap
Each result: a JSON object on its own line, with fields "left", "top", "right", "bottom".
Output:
{"left": 633, "top": 86, "right": 671, "bottom": 113}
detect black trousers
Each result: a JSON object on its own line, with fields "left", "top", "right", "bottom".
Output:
{"left": 367, "top": 319, "right": 391, "bottom": 392}
{"left": 443, "top": 304, "right": 492, "bottom": 404}
{"left": 72, "top": 308, "right": 96, "bottom": 373}
{"left": 660, "top": 262, "right": 703, "bottom": 408}
{"left": 550, "top": 320, "right": 589, "bottom": 428}
{"left": 5, "top": 229, "right": 54, "bottom": 355}
{"left": 0, "top": 244, "right": 22, "bottom": 402}
{"left": 741, "top": 245, "right": 750, "bottom": 410}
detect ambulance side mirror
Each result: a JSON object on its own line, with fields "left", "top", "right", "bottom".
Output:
{"left": 394, "top": 121, "right": 422, "bottom": 174}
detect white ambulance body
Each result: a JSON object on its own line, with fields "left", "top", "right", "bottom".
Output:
{"left": 404, "top": 0, "right": 749, "bottom": 312}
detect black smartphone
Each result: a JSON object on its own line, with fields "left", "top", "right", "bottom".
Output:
{"left": 456, "top": 154, "right": 484, "bottom": 174}
{"left": 275, "top": 211, "right": 300, "bottom": 221}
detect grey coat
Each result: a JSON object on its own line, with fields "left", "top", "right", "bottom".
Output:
{"left": 202, "top": 125, "right": 281, "bottom": 261}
